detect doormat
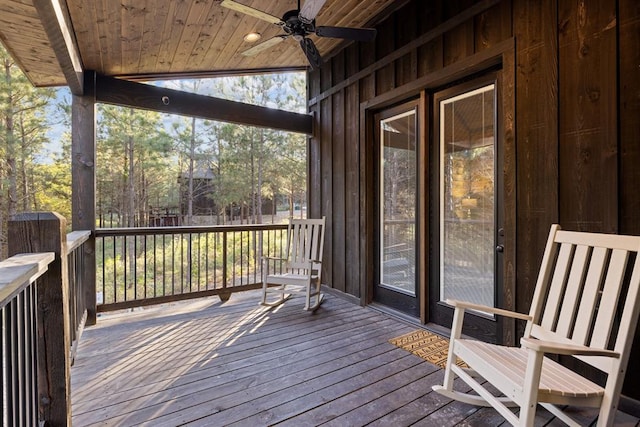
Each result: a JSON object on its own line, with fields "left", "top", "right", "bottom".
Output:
{"left": 389, "top": 330, "right": 467, "bottom": 369}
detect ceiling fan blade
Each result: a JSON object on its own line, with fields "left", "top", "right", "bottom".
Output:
{"left": 299, "top": 0, "right": 327, "bottom": 23}
{"left": 220, "top": 0, "right": 283, "bottom": 25}
{"left": 299, "top": 37, "right": 323, "bottom": 70}
{"left": 315, "top": 26, "right": 377, "bottom": 42}
{"left": 241, "top": 35, "right": 288, "bottom": 56}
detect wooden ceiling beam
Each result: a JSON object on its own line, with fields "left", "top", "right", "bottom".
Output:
{"left": 95, "top": 74, "right": 313, "bottom": 135}
{"left": 33, "top": 0, "right": 84, "bottom": 94}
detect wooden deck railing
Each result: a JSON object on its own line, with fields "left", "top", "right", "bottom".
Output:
{"left": 95, "top": 223, "right": 288, "bottom": 312}
{"left": 3, "top": 213, "right": 289, "bottom": 424}
{"left": 66, "top": 230, "right": 91, "bottom": 362}
{"left": 4, "top": 212, "right": 92, "bottom": 426}
{"left": 0, "top": 252, "right": 54, "bottom": 427}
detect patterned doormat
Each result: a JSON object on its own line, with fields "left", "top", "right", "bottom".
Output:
{"left": 389, "top": 330, "right": 467, "bottom": 369}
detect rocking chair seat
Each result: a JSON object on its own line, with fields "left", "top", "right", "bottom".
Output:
{"left": 455, "top": 339, "right": 604, "bottom": 403}
{"left": 265, "top": 272, "right": 319, "bottom": 287}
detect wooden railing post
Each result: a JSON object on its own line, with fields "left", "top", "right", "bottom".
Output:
{"left": 8, "top": 212, "right": 71, "bottom": 427}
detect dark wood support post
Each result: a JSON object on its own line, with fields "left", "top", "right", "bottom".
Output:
{"left": 8, "top": 212, "right": 71, "bottom": 426}
{"left": 72, "top": 70, "right": 97, "bottom": 326}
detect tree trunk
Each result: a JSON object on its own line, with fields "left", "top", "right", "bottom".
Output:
{"left": 272, "top": 195, "right": 276, "bottom": 224}
{"left": 250, "top": 129, "right": 256, "bottom": 224}
{"left": 126, "top": 110, "right": 136, "bottom": 290}
{"left": 19, "top": 113, "right": 29, "bottom": 211}
{"left": 140, "top": 168, "right": 147, "bottom": 227}
{"left": 187, "top": 116, "right": 196, "bottom": 226}
{"left": 289, "top": 182, "right": 294, "bottom": 218}
{"left": 127, "top": 132, "right": 135, "bottom": 227}
{"left": 4, "top": 59, "right": 17, "bottom": 217}
{"left": 256, "top": 129, "right": 264, "bottom": 224}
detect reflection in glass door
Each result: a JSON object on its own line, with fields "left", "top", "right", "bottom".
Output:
{"left": 375, "top": 104, "right": 418, "bottom": 316}
{"left": 439, "top": 84, "right": 496, "bottom": 310}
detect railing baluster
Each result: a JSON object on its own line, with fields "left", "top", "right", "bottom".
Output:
{"left": 171, "top": 234, "right": 175, "bottom": 296}
{"left": 197, "top": 233, "right": 201, "bottom": 291}
{"left": 223, "top": 231, "right": 228, "bottom": 290}
{"left": 179, "top": 234, "right": 184, "bottom": 293}
{"left": 16, "top": 294, "right": 25, "bottom": 426}
{"left": 1, "top": 306, "right": 4, "bottom": 427}
{"left": 27, "top": 284, "right": 37, "bottom": 426}
{"left": 133, "top": 235, "right": 138, "bottom": 301}
{"left": 205, "top": 232, "right": 209, "bottom": 290}
{"left": 240, "top": 230, "right": 244, "bottom": 285}
{"left": 4, "top": 301, "right": 14, "bottom": 426}
{"left": 123, "top": 235, "right": 127, "bottom": 303}
{"left": 143, "top": 235, "right": 148, "bottom": 299}
{"left": 214, "top": 231, "right": 218, "bottom": 288}
{"left": 162, "top": 234, "right": 166, "bottom": 297}
{"left": 232, "top": 232, "right": 236, "bottom": 287}
{"left": 153, "top": 234, "right": 157, "bottom": 298}
{"left": 183, "top": 233, "right": 193, "bottom": 292}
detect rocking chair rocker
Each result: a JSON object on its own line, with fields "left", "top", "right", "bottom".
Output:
{"left": 433, "top": 224, "right": 640, "bottom": 426}
{"left": 260, "top": 217, "right": 326, "bottom": 311}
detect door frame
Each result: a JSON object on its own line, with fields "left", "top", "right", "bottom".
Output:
{"left": 358, "top": 40, "right": 516, "bottom": 342}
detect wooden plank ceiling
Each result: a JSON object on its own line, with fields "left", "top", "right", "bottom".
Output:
{"left": 0, "top": 0, "right": 398, "bottom": 87}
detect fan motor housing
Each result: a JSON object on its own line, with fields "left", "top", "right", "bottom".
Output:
{"left": 282, "top": 9, "right": 315, "bottom": 36}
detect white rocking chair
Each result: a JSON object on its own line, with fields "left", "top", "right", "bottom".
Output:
{"left": 260, "top": 217, "right": 326, "bottom": 311}
{"left": 433, "top": 224, "right": 640, "bottom": 426}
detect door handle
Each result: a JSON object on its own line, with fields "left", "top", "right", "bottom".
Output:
{"left": 496, "top": 245, "right": 504, "bottom": 253}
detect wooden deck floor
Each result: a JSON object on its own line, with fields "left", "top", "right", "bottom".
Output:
{"left": 71, "top": 290, "right": 640, "bottom": 426}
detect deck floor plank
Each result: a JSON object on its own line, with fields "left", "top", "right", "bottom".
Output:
{"left": 304, "top": 365, "right": 444, "bottom": 427}
{"left": 71, "top": 290, "right": 640, "bottom": 426}
{"left": 73, "top": 307, "right": 388, "bottom": 411}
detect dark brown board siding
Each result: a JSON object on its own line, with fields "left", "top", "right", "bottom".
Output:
{"left": 307, "top": 0, "right": 640, "bottom": 402}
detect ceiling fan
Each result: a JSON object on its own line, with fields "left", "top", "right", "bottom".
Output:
{"left": 220, "top": 0, "right": 377, "bottom": 69}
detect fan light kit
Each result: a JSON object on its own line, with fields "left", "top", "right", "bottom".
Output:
{"left": 243, "top": 32, "right": 262, "bottom": 43}
{"left": 220, "top": 0, "right": 377, "bottom": 69}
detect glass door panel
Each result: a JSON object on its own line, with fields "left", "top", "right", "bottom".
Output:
{"left": 439, "top": 84, "right": 496, "bottom": 309}
{"left": 374, "top": 102, "right": 419, "bottom": 318}
{"left": 380, "top": 110, "right": 417, "bottom": 295}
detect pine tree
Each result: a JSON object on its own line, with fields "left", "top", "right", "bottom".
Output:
{"left": 0, "top": 45, "right": 55, "bottom": 258}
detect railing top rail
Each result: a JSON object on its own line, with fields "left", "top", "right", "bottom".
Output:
{"left": 0, "top": 252, "right": 54, "bottom": 309}
{"left": 67, "top": 230, "right": 91, "bottom": 254}
{"left": 95, "top": 223, "right": 288, "bottom": 237}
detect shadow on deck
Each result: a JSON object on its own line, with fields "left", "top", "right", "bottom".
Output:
{"left": 71, "top": 290, "right": 640, "bottom": 426}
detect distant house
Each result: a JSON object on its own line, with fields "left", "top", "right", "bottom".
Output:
{"left": 178, "top": 165, "right": 217, "bottom": 217}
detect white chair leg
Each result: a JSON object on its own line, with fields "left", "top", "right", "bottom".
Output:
{"left": 261, "top": 283, "right": 267, "bottom": 304}
{"left": 304, "top": 280, "right": 311, "bottom": 310}
{"left": 443, "top": 306, "right": 465, "bottom": 390}
{"left": 303, "top": 280, "right": 324, "bottom": 311}
{"left": 519, "top": 349, "right": 544, "bottom": 426}
{"left": 260, "top": 258, "right": 268, "bottom": 305}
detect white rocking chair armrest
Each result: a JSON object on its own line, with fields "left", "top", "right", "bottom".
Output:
{"left": 445, "top": 299, "right": 533, "bottom": 321}
{"left": 520, "top": 337, "right": 620, "bottom": 358}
